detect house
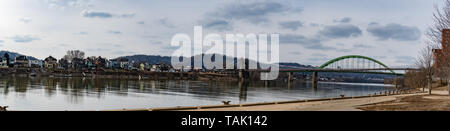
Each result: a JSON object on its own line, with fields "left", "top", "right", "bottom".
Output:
{"left": 94, "top": 56, "right": 107, "bottom": 69}
{"left": 0, "top": 57, "right": 8, "bottom": 68}
{"left": 2, "top": 53, "right": 10, "bottom": 68}
{"left": 14, "top": 56, "right": 29, "bottom": 68}
{"left": 151, "top": 63, "right": 172, "bottom": 72}
{"left": 115, "top": 58, "right": 130, "bottom": 69}
{"left": 29, "top": 60, "right": 42, "bottom": 68}
{"left": 71, "top": 58, "right": 85, "bottom": 70}
{"left": 85, "top": 57, "right": 96, "bottom": 69}
{"left": 44, "top": 56, "right": 58, "bottom": 69}
{"left": 58, "top": 58, "right": 70, "bottom": 69}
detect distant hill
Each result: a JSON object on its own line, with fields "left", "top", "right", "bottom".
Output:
{"left": 117, "top": 54, "right": 315, "bottom": 69}
{"left": 118, "top": 55, "right": 172, "bottom": 65}
{"left": 0, "top": 51, "right": 39, "bottom": 60}
{"left": 279, "top": 62, "right": 315, "bottom": 69}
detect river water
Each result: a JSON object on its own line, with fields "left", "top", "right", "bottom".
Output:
{"left": 0, "top": 77, "right": 394, "bottom": 111}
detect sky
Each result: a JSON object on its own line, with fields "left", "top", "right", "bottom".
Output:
{"left": 0, "top": 0, "right": 444, "bottom": 67}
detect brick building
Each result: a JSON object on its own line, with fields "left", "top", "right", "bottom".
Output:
{"left": 433, "top": 29, "right": 450, "bottom": 69}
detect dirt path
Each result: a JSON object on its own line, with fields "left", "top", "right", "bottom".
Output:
{"left": 360, "top": 87, "right": 450, "bottom": 111}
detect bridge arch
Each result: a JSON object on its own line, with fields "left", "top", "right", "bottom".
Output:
{"left": 318, "top": 55, "right": 396, "bottom": 74}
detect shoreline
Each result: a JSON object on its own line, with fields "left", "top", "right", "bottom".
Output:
{"left": 103, "top": 89, "right": 423, "bottom": 111}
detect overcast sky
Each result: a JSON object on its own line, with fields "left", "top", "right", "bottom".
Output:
{"left": 0, "top": 0, "right": 444, "bottom": 67}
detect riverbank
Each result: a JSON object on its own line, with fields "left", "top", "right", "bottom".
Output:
{"left": 0, "top": 68, "right": 241, "bottom": 81}
{"left": 179, "top": 92, "right": 425, "bottom": 111}
{"left": 101, "top": 89, "right": 423, "bottom": 111}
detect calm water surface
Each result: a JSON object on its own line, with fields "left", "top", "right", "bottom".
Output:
{"left": 0, "top": 77, "right": 394, "bottom": 111}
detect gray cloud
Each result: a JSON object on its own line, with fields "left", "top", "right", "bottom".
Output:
{"left": 279, "top": 21, "right": 303, "bottom": 31}
{"left": 86, "top": 48, "right": 111, "bottom": 52}
{"left": 19, "top": 18, "right": 32, "bottom": 23}
{"left": 338, "top": 49, "right": 352, "bottom": 52}
{"left": 310, "top": 23, "right": 320, "bottom": 27}
{"left": 108, "top": 30, "right": 122, "bottom": 34}
{"left": 289, "top": 51, "right": 301, "bottom": 55}
{"left": 138, "top": 21, "right": 145, "bottom": 25}
{"left": 395, "top": 56, "right": 415, "bottom": 64}
{"left": 280, "top": 34, "right": 336, "bottom": 50}
{"left": 212, "top": 1, "right": 299, "bottom": 23}
{"left": 367, "top": 23, "right": 421, "bottom": 41}
{"left": 82, "top": 10, "right": 113, "bottom": 18}
{"left": 202, "top": 19, "right": 233, "bottom": 31}
{"left": 112, "top": 50, "right": 136, "bottom": 55}
{"left": 307, "top": 54, "right": 330, "bottom": 62}
{"left": 74, "top": 32, "right": 88, "bottom": 35}
{"left": 158, "top": 18, "right": 176, "bottom": 28}
{"left": 353, "top": 44, "right": 373, "bottom": 48}
{"left": 333, "top": 17, "right": 352, "bottom": 23}
{"left": 58, "top": 44, "right": 69, "bottom": 47}
{"left": 200, "top": 1, "right": 301, "bottom": 30}
{"left": 319, "top": 24, "right": 362, "bottom": 39}
{"left": 45, "top": 0, "right": 92, "bottom": 9}
{"left": 120, "top": 13, "right": 136, "bottom": 18}
{"left": 10, "top": 35, "right": 41, "bottom": 43}
{"left": 81, "top": 10, "right": 135, "bottom": 19}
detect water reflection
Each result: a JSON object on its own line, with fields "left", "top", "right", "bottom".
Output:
{"left": 0, "top": 76, "right": 394, "bottom": 111}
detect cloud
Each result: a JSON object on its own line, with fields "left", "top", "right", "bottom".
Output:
{"left": 112, "top": 50, "right": 135, "bottom": 55}
{"left": 82, "top": 10, "right": 113, "bottom": 18}
{"left": 338, "top": 49, "right": 352, "bottom": 52}
{"left": 310, "top": 23, "right": 320, "bottom": 27}
{"left": 319, "top": 24, "right": 362, "bottom": 39}
{"left": 200, "top": 1, "right": 302, "bottom": 30}
{"left": 280, "top": 34, "right": 336, "bottom": 50}
{"left": 333, "top": 17, "right": 352, "bottom": 23}
{"left": 44, "top": 0, "right": 91, "bottom": 9}
{"left": 19, "top": 18, "right": 32, "bottom": 24}
{"left": 81, "top": 10, "right": 135, "bottom": 19}
{"left": 107, "top": 30, "right": 122, "bottom": 35}
{"left": 213, "top": 1, "right": 298, "bottom": 23}
{"left": 395, "top": 56, "right": 415, "bottom": 64}
{"left": 289, "top": 51, "right": 301, "bottom": 55}
{"left": 158, "top": 18, "right": 176, "bottom": 28}
{"left": 10, "top": 35, "right": 41, "bottom": 43}
{"left": 86, "top": 48, "right": 111, "bottom": 52}
{"left": 353, "top": 44, "right": 373, "bottom": 48}
{"left": 120, "top": 13, "right": 136, "bottom": 18}
{"left": 367, "top": 23, "right": 421, "bottom": 41}
{"left": 279, "top": 21, "right": 303, "bottom": 31}
{"left": 74, "top": 32, "right": 88, "bottom": 35}
{"left": 202, "top": 19, "right": 233, "bottom": 31}
{"left": 137, "top": 21, "right": 145, "bottom": 25}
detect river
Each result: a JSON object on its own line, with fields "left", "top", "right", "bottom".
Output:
{"left": 0, "top": 77, "right": 394, "bottom": 111}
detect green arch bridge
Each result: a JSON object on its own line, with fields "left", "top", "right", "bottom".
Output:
{"left": 249, "top": 55, "right": 419, "bottom": 89}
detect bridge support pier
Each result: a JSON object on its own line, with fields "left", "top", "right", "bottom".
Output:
{"left": 288, "top": 72, "right": 293, "bottom": 81}
{"left": 239, "top": 70, "right": 244, "bottom": 80}
{"left": 288, "top": 72, "right": 293, "bottom": 88}
{"left": 312, "top": 72, "right": 318, "bottom": 89}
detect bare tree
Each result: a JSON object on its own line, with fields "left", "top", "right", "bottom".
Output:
{"left": 63, "top": 50, "right": 85, "bottom": 62}
{"left": 404, "top": 70, "right": 427, "bottom": 90}
{"left": 416, "top": 44, "right": 434, "bottom": 94}
{"left": 426, "top": 0, "right": 450, "bottom": 95}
